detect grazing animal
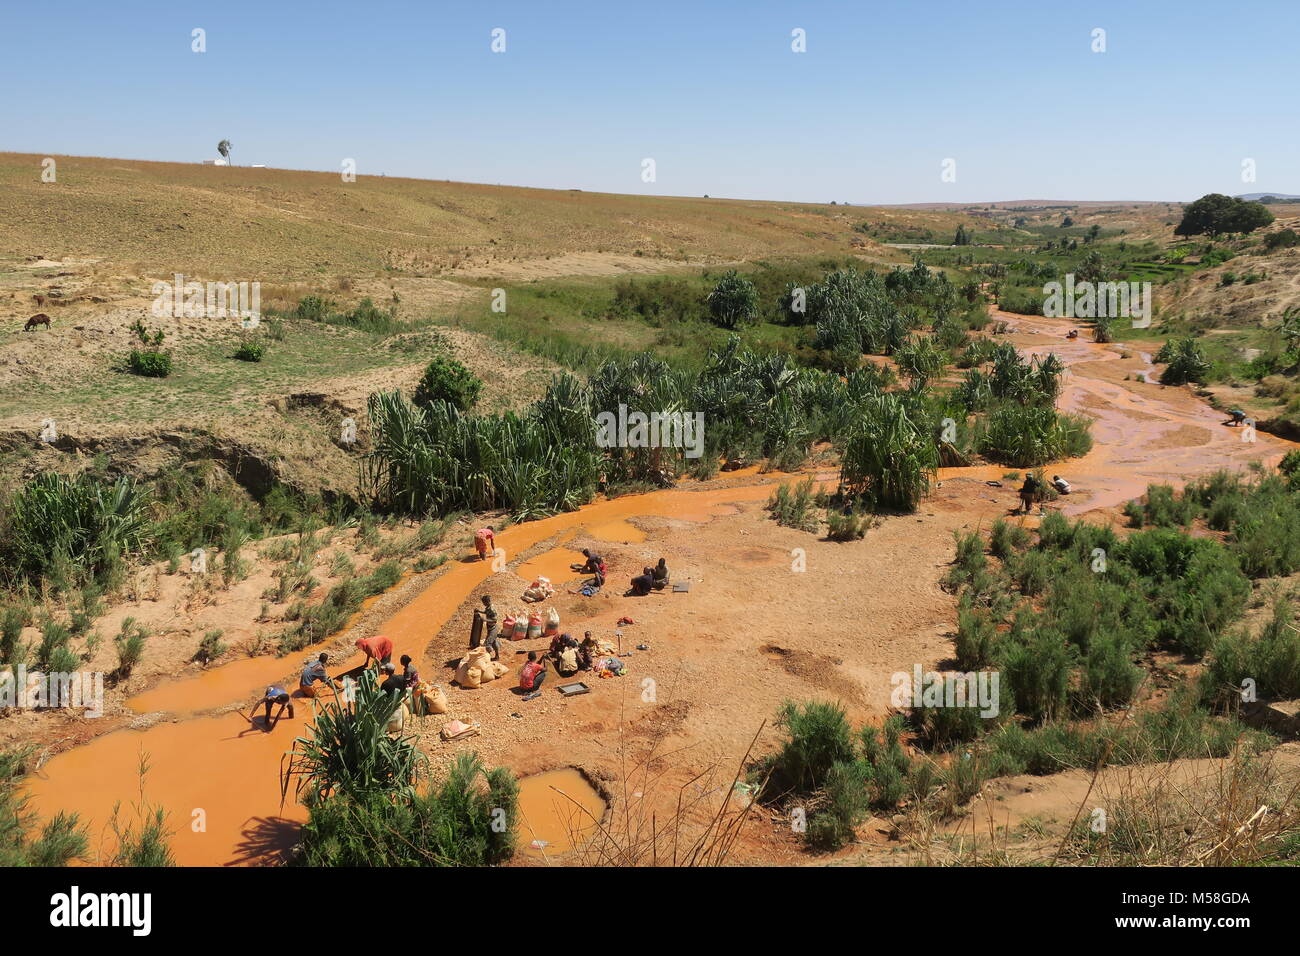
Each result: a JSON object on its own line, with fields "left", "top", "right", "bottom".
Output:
{"left": 32, "top": 294, "right": 48, "bottom": 307}
{"left": 24, "top": 313, "right": 51, "bottom": 331}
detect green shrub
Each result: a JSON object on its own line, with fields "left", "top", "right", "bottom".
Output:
{"left": 233, "top": 339, "right": 266, "bottom": 362}
{"left": 1120, "top": 529, "right": 1249, "bottom": 656}
{"left": 767, "top": 477, "right": 818, "bottom": 532}
{"left": 294, "top": 750, "right": 517, "bottom": 867}
{"left": 1157, "top": 338, "right": 1210, "bottom": 385}
{"left": 954, "top": 604, "right": 998, "bottom": 670}
{"left": 413, "top": 355, "right": 482, "bottom": 412}
{"left": 126, "top": 350, "right": 173, "bottom": 377}
{"left": 1124, "top": 484, "right": 1198, "bottom": 528}
{"left": 760, "top": 700, "right": 856, "bottom": 800}
{"left": 113, "top": 618, "right": 149, "bottom": 679}
{"left": 0, "top": 747, "right": 88, "bottom": 866}
{"left": 825, "top": 505, "right": 871, "bottom": 541}
{"left": 1001, "top": 625, "right": 1075, "bottom": 723}
{"left": 1076, "top": 631, "right": 1143, "bottom": 713}
{"left": 944, "top": 530, "right": 987, "bottom": 590}
{"left": 837, "top": 393, "right": 938, "bottom": 512}
{"left": 805, "top": 761, "right": 870, "bottom": 850}
{"left": 975, "top": 402, "right": 1092, "bottom": 467}
{"left": 1202, "top": 598, "right": 1300, "bottom": 705}
{"left": 193, "top": 630, "right": 228, "bottom": 666}
{"left": 989, "top": 518, "right": 1029, "bottom": 559}
{"left": 0, "top": 605, "right": 30, "bottom": 668}
{"left": 1, "top": 473, "right": 152, "bottom": 590}
{"left": 282, "top": 673, "right": 426, "bottom": 804}
{"left": 1009, "top": 548, "right": 1052, "bottom": 596}
{"left": 914, "top": 696, "right": 997, "bottom": 749}
{"left": 705, "top": 270, "right": 759, "bottom": 330}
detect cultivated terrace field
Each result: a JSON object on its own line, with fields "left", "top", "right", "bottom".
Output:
{"left": 2, "top": 153, "right": 1300, "bottom": 868}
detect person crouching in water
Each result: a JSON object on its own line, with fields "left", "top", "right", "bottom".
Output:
{"left": 300, "top": 653, "right": 338, "bottom": 699}
{"left": 259, "top": 685, "right": 294, "bottom": 729}
{"left": 651, "top": 558, "right": 669, "bottom": 591}
{"left": 1052, "top": 475, "right": 1071, "bottom": 495}
{"left": 474, "top": 526, "right": 496, "bottom": 561}
{"left": 355, "top": 634, "right": 393, "bottom": 668}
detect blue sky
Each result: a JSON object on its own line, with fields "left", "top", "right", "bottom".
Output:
{"left": 2, "top": 0, "right": 1296, "bottom": 203}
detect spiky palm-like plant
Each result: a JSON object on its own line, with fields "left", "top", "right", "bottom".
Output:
{"left": 837, "top": 393, "right": 938, "bottom": 513}
{"left": 281, "top": 673, "right": 426, "bottom": 806}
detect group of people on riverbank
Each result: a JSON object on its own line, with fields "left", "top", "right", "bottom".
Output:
{"left": 252, "top": 535, "right": 673, "bottom": 726}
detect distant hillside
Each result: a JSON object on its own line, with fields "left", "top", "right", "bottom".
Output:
{"left": 1, "top": 152, "right": 878, "bottom": 284}
{"left": 1238, "top": 192, "right": 1300, "bottom": 201}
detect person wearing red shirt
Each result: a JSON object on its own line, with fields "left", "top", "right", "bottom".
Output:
{"left": 355, "top": 634, "right": 394, "bottom": 667}
{"left": 518, "top": 651, "right": 548, "bottom": 692}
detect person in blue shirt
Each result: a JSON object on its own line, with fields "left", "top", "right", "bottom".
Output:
{"left": 259, "top": 685, "right": 294, "bottom": 729}
{"left": 300, "top": 652, "right": 338, "bottom": 698}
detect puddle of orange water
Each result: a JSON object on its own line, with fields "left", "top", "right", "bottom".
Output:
{"left": 517, "top": 768, "right": 606, "bottom": 858}
{"left": 588, "top": 519, "right": 647, "bottom": 542}
{"left": 32, "top": 479, "right": 793, "bottom": 865}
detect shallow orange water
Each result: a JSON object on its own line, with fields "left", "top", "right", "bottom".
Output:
{"left": 23, "top": 479, "right": 789, "bottom": 866}
{"left": 516, "top": 768, "right": 607, "bottom": 859}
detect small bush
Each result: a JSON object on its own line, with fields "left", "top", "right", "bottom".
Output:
{"left": 945, "top": 529, "right": 986, "bottom": 590}
{"left": 413, "top": 355, "right": 482, "bottom": 412}
{"left": 760, "top": 700, "right": 856, "bottom": 800}
{"left": 954, "top": 604, "right": 998, "bottom": 669}
{"left": 1157, "top": 338, "right": 1210, "bottom": 385}
{"left": 826, "top": 505, "right": 872, "bottom": 541}
{"left": 989, "top": 518, "right": 1030, "bottom": 559}
{"left": 126, "top": 350, "right": 173, "bottom": 377}
{"left": 767, "top": 477, "right": 818, "bottom": 532}
{"left": 113, "top": 618, "right": 150, "bottom": 680}
{"left": 233, "top": 340, "right": 266, "bottom": 362}
{"left": 706, "top": 270, "right": 759, "bottom": 330}
{"left": 193, "top": 629, "right": 228, "bottom": 666}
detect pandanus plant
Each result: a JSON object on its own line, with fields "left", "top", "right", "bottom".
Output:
{"left": 280, "top": 673, "right": 425, "bottom": 806}
{"left": 4, "top": 473, "right": 151, "bottom": 586}
{"left": 836, "top": 393, "right": 939, "bottom": 513}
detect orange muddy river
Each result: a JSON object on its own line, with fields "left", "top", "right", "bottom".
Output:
{"left": 23, "top": 478, "right": 790, "bottom": 865}
{"left": 22, "top": 319, "right": 1294, "bottom": 865}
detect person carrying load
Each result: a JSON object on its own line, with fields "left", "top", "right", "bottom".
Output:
{"left": 474, "top": 526, "right": 496, "bottom": 561}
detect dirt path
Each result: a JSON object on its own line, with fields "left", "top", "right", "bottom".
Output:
{"left": 20, "top": 314, "right": 1296, "bottom": 866}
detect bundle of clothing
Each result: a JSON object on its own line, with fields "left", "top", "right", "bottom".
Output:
{"left": 594, "top": 656, "right": 626, "bottom": 678}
